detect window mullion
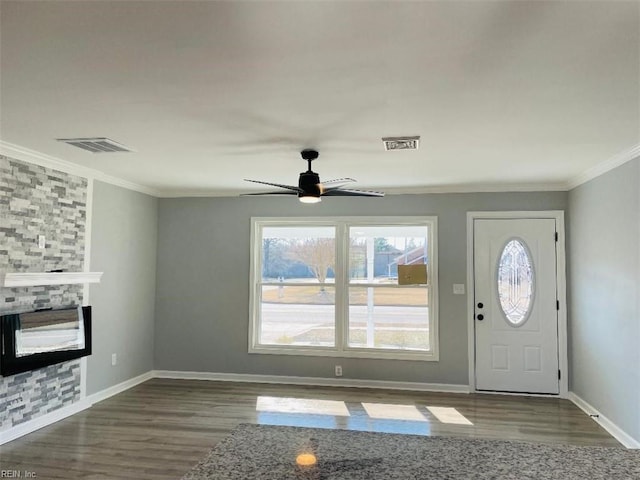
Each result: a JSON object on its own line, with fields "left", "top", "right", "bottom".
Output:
{"left": 334, "top": 222, "right": 348, "bottom": 351}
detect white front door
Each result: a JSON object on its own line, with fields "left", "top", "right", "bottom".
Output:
{"left": 474, "top": 218, "right": 559, "bottom": 394}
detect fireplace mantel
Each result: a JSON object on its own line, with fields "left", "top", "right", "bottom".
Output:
{"left": 1, "top": 272, "right": 103, "bottom": 287}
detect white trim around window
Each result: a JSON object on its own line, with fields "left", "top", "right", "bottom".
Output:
{"left": 249, "top": 216, "right": 439, "bottom": 361}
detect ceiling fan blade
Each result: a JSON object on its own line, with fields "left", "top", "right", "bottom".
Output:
{"left": 240, "top": 191, "right": 298, "bottom": 196}
{"left": 320, "top": 178, "right": 356, "bottom": 187}
{"left": 322, "top": 188, "right": 385, "bottom": 197}
{"left": 319, "top": 179, "right": 356, "bottom": 193}
{"left": 242, "top": 150, "right": 382, "bottom": 201}
{"left": 244, "top": 179, "right": 302, "bottom": 192}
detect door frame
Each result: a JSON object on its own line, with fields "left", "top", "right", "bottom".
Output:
{"left": 466, "top": 211, "right": 568, "bottom": 398}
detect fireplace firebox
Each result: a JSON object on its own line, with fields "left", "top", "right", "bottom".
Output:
{"left": 0, "top": 306, "right": 91, "bottom": 376}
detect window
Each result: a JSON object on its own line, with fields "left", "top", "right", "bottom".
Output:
{"left": 497, "top": 238, "right": 534, "bottom": 326}
{"left": 249, "top": 217, "right": 438, "bottom": 360}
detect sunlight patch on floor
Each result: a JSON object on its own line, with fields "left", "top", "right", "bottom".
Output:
{"left": 426, "top": 406, "right": 473, "bottom": 425}
{"left": 255, "top": 397, "right": 473, "bottom": 428}
{"left": 256, "top": 396, "right": 351, "bottom": 416}
{"left": 361, "top": 403, "right": 428, "bottom": 422}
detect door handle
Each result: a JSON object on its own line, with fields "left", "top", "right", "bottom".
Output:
{"left": 476, "top": 314, "right": 484, "bottom": 321}
{"left": 477, "top": 302, "right": 484, "bottom": 309}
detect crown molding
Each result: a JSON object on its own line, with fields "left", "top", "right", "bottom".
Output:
{"left": 567, "top": 143, "right": 640, "bottom": 190}
{"left": 158, "top": 189, "right": 248, "bottom": 198}
{"left": 4, "top": 140, "right": 638, "bottom": 198}
{"left": 379, "top": 183, "right": 569, "bottom": 195}
{"left": 161, "top": 143, "right": 640, "bottom": 197}
{"left": 0, "top": 141, "right": 160, "bottom": 197}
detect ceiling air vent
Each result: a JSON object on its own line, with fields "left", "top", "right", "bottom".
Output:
{"left": 382, "top": 136, "right": 420, "bottom": 151}
{"left": 57, "top": 137, "right": 133, "bottom": 153}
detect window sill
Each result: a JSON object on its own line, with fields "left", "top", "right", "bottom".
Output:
{"left": 249, "top": 345, "right": 439, "bottom": 362}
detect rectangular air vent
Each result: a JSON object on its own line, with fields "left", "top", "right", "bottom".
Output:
{"left": 57, "top": 137, "right": 133, "bottom": 153}
{"left": 382, "top": 136, "right": 420, "bottom": 151}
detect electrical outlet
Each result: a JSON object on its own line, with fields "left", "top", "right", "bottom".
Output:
{"left": 111, "top": 353, "right": 117, "bottom": 366}
{"left": 335, "top": 365, "right": 343, "bottom": 377}
{"left": 38, "top": 235, "right": 46, "bottom": 249}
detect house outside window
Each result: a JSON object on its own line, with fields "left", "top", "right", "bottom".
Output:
{"left": 249, "top": 217, "right": 439, "bottom": 361}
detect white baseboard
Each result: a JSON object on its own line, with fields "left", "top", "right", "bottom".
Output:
{"left": 1, "top": 370, "right": 154, "bottom": 446}
{"left": 152, "top": 370, "right": 471, "bottom": 394}
{"left": 14, "top": 372, "right": 640, "bottom": 449}
{"left": 85, "top": 371, "right": 154, "bottom": 405}
{"left": 568, "top": 392, "right": 640, "bottom": 449}
{"left": 0, "top": 398, "right": 92, "bottom": 445}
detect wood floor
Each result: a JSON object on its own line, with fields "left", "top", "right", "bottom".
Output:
{"left": 0, "top": 379, "right": 620, "bottom": 479}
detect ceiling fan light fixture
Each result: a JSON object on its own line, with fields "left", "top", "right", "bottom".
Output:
{"left": 299, "top": 194, "right": 321, "bottom": 204}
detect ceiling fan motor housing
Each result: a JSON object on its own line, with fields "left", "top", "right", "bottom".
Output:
{"left": 299, "top": 171, "right": 321, "bottom": 197}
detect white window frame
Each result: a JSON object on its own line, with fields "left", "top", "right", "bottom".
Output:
{"left": 249, "top": 216, "right": 439, "bottom": 361}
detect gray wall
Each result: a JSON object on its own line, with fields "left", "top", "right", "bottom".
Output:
{"left": 87, "top": 181, "right": 158, "bottom": 395}
{"left": 568, "top": 158, "right": 640, "bottom": 443}
{"left": 154, "top": 191, "right": 566, "bottom": 385}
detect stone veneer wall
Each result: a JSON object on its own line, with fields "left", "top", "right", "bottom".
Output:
{"left": 0, "top": 154, "right": 87, "bottom": 430}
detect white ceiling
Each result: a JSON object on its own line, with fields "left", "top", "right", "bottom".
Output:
{"left": 1, "top": 1, "right": 638, "bottom": 196}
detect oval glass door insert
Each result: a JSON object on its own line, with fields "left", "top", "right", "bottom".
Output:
{"left": 497, "top": 239, "right": 534, "bottom": 325}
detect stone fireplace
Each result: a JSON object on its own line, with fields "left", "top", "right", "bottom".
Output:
{"left": 0, "top": 154, "right": 87, "bottom": 432}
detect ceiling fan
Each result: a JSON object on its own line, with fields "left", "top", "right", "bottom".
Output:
{"left": 242, "top": 149, "right": 385, "bottom": 204}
